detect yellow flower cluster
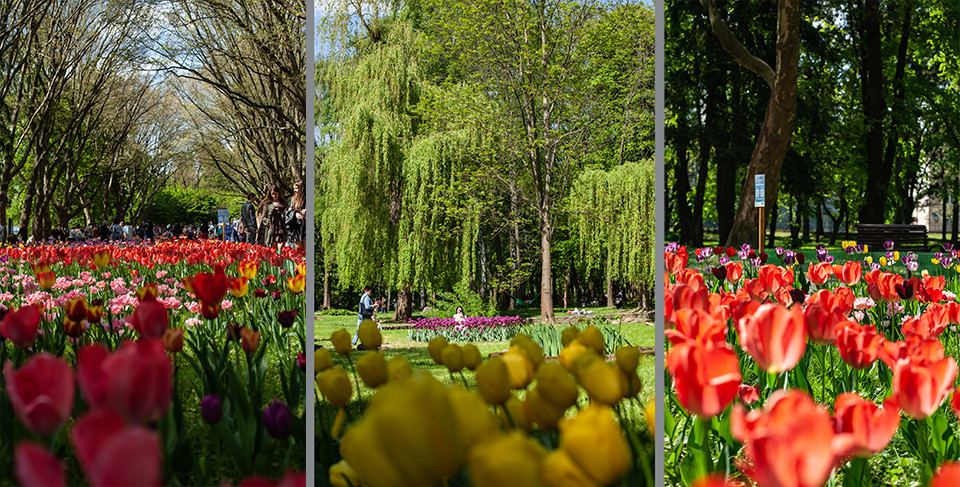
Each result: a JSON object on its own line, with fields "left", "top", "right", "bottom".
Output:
{"left": 318, "top": 324, "right": 646, "bottom": 487}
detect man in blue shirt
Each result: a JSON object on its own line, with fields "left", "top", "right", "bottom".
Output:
{"left": 353, "top": 286, "right": 376, "bottom": 348}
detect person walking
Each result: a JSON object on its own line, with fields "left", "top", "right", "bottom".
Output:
{"left": 263, "top": 185, "right": 286, "bottom": 253}
{"left": 241, "top": 192, "right": 258, "bottom": 245}
{"left": 352, "top": 286, "right": 377, "bottom": 348}
{"left": 285, "top": 180, "right": 306, "bottom": 250}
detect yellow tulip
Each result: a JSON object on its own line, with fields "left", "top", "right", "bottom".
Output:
{"left": 893, "top": 251, "right": 900, "bottom": 261}
{"left": 541, "top": 450, "right": 599, "bottom": 487}
{"left": 879, "top": 256, "right": 887, "bottom": 267}
{"left": 559, "top": 404, "right": 631, "bottom": 485}
{"left": 358, "top": 319, "right": 382, "bottom": 350}
{"left": 644, "top": 400, "right": 655, "bottom": 433}
{"left": 331, "top": 407, "right": 347, "bottom": 439}
{"left": 317, "top": 367, "right": 353, "bottom": 407}
{"left": 579, "top": 326, "right": 605, "bottom": 355}
{"left": 502, "top": 346, "right": 534, "bottom": 389}
{"left": 534, "top": 362, "right": 578, "bottom": 409}
{"left": 559, "top": 340, "right": 589, "bottom": 371}
{"left": 315, "top": 348, "right": 333, "bottom": 375}
{"left": 462, "top": 343, "right": 483, "bottom": 370}
{"left": 577, "top": 361, "right": 623, "bottom": 405}
{"left": 475, "top": 356, "right": 511, "bottom": 405}
{"left": 619, "top": 369, "right": 642, "bottom": 399}
{"left": 357, "top": 351, "right": 388, "bottom": 389}
{"left": 330, "top": 328, "right": 352, "bottom": 355}
{"left": 511, "top": 334, "right": 544, "bottom": 369}
{"left": 442, "top": 344, "right": 464, "bottom": 373}
{"left": 500, "top": 394, "right": 532, "bottom": 432}
{"left": 329, "top": 460, "right": 361, "bottom": 487}
{"left": 614, "top": 346, "right": 640, "bottom": 373}
{"left": 286, "top": 273, "right": 305, "bottom": 293}
{"left": 523, "top": 387, "right": 568, "bottom": 431}
{"left": 560, "top": 326, "right": 580, "bottom": 347}
{"left": 387, "top": 355, "right": 413, "bottom": 382}
{"left": 865, "top": 256, "right": 873, "bottom": 265}
{"left": 469, "top": 433, "right": 547, "bottom": 487}
{"left": 447, "top": 385, "right": 499, "bottom": 448}
{"left": 427, "top": 336, "right": 449, "bottom": 365}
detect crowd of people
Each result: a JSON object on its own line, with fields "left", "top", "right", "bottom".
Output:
{"left": 0, "top": 180, "right": 307, "bottom": 251}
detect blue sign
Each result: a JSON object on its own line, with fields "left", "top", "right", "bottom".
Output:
{"left": 217, "top": 209, "right": 230, "bottom": 224}
{"left": 755, "top": 174, "right": 765, "bottom": 208}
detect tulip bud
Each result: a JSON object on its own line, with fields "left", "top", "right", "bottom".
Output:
{"left": 535, "top": 362, "right": 578, "bottom": 409}
{"left": 85, "top": 300, "right": 103, "bottom": 324}
{"left": 239, "top": 328, "right": 261, "bottom": 354}
{"left": 387, "top": 355, "right": 413, "bottom": 382}
{"left": 330, "top": 329, "right": 352, "bottom": 355}
{"left": 577, "top": 361, "right": 623, "bottom": 405}
{"left": 462, "top": 344, "right": 483, "bottom": 371}
{"left": 201, "top": 395, "right": 223, "bottom": 424}
{"left": 296, "top": 352, "right": 306, "bottom": 372}
{"left": 475, "top": 357, "right": 511, "bottom": 405}
{"left": 427, "top": 336, "right": 449, "bottom": 365}
{"left": 358, "top": 319, "right": 382, "bottom": 350}
{"left": 469, "top": 433, "right": 547, "bottom": 487}
{"left": 447, "top": 386, "right": 499, "bottom": 448}
{"left": 442, "top": 344, "right": 464, "bottom": 373}
{"left": 161, "top": 328, "right": 185, "bottom": 353}
{"left": 277, "top": 310, "right": 297, "bottom": 328}
{"left": 579, "top": 326, "right": 605, "bottom": 355}
{"left": 63, "top": 317, "right": 85, "bottom": 339}
{"left": 64, "top": 297, "right": 87, "bottom": 322}
{"left": 524, "top": 388, "right": 567, "bottom": 431}
{"left": 502, "top": 346, "right": 533, "bottom": 389}
{"left": 500, "top": 394, "right": 532, "bottom": 432}
{"left": 541, "top": 450, "right": 597, "bottom": 487}
{"left": 329, "top": 460, "right": 361, "bottom": 487}
{"left": 315, "top": 348, "right": 333, "bottom": 375}
{"left": 559, "top": 404, "right": 631, "bottom": 485}
{"left": 262, "top": 399, "right": 292, "bottom": 439}
{"left": 317, "top": 367, "right": 353, "bottom": 407}
{"left": 558, "top": 340, "right": 589, "bottom": 371}
{"left": 560, "top": 326, "right": 580, "bottom": 347}
{"left": 614, "top": 346, "right": 640, "bottom": 373}
{"left": 357, "top": 351, "right": 388, "bottom": 389}
{"left": 225, "top": 323, "right": 242, "bottom": 342}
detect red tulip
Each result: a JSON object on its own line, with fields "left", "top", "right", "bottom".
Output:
{"left": 742, "top": 278, "right": 769, "bottom": 302}
{"left": 922, "top": 275, "right": 945, "bottom": 302}
{"left": 757, "top": 265, "right": 793, "bottom": 294}
{"left": 736, "top": 303, "right": 807, "bottom": 374}
{"left": 901, "top": 314, "right": 948, "bottom": 340}
{"left": 876, "top": 272, "right": 903, "bottom": 302}
{"left": 667, "top": 341, "right": 741, "bottom": 418}
{"left": 806, "top": 262, "right": 832, "bottom": 286}
{"left": 947, "top": 302, "right": 960, "bottom": 324}
{"left": 932, "top": 462, "right": 960, "bottom": 487}
{"left": 677, "top": 268, "right": 706, "bottom": 292}
{"left": 731, "top": 390, "right": 852, "bottom": 487}
{"left": 136, "top": 283, "right": 159, "bottom": 302}
{"left": 738, "top": 384, "right": 759, "bottom": 405}
{"left": 36, "top": 271, "right": 56, "bottom": 289}
{"left": 665, "top": 251, "right": 687, "bottom": 275}
{"left": 803, "top": 304, "right": 845, "bottom": 345}
{"left": 893, "top": 356, "right": 957, "bottom": 419}
{"left": 3, "top": 353, "right": 75, "bottom": 436}
{"left": 879, "top": 335, "right": 945, "bottom": 370}
{"left": 186, "top": 267, "right": 229, "bottom": 319}
{"left": 725, "top": 262, "right": 743, "bottom": 284}
{"left": 665, "top": 308, "right": 727, "bottom": 347}
{"left": 832, "top": 261, "right": 861, "bottom": 286}
{"left": 691, "top": 475, "right": 739, "bottom": 487}
{"left": 14, "top": 442, "right": 66, "bottom": 487}
{"left": 0, "top": 304, "right": 42, "bottom": 348}
{"left": 126, "top": 300, "right": 170, "bottom": 338}
{"left": 70, "top": 409, "right": 162, "bottom": 487}
{"left": 952, "top": 389, "right": 960, "bottom": 419}
{"left": 76, "top": 340, "right": 173, "bottom": 424}
{"left": 807, "top": 287, "right": 854, "bottom": 317}
{"left": 833, "top": 393, "right": 900, "bottom": 456}
{"left": 835, "top": 322, "right": 882, "bottom": 369}
{"left": 63, "top": 296, "right": 87, "bottom": 322}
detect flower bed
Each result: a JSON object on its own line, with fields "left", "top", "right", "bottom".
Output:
{"left": 0, "top": 240, "right": 306, "bottom": 486}
{"left": 664, "top": 241, "right": 960, "bottom": 487}
{"left": 408, "top": 315, "right": 526, "bottom": 342}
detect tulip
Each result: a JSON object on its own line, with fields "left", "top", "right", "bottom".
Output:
{"left": 501, "top": 394, "right": 532, "bottom": 432}
{"left": 535, "top": 362, "right": 578, "bottom": 409}
{"left": 560, "top": 326, "right": 580, "bottom": 347}
{"left": 475, "top": 356, "right": 512, "bottom": 405}
{"left": 836, "top": 322, "right": 881, "bottom": 369}
{"left": 85, "top": 299, "right": 103, "bottom": 323}
{"left": 932, "top": 462, "right": 960, "bottom": 487}
{"left": 126, "top": 300, "right": 170, "bottom": 339}
{"left": 317, "top": 367, "right": 353, "bottom": 407}
{"left": 832, "top": 261, "right": 862, "bottom": 286}
{"left": 187, "top": 267, "right": 228, "bottom": 319}
{"left": 286, "top": 273, "right": 305, "bottom": 294}
{"left": 161, "top": 328, "right": 185, "bottom": 353}
{"left": 14, "top": 442, "right": 66, "bottom": 487}
{"left": 952, "top": 389, "right": 960, "bottom": 419}
{"left": 893, "top": 356, "right": 957, "bottom": 419}
{"left": 614, "top": 346, "right": 640, "bottom": 373}
{"left": 70, "top": 409, "right": 162, "bottom": 487}
{"left": 0, "top": 304, "right": 42, "bottom": 348}
{"left": 442, "top": 344, "right": 465, "bottom": 372}
{"left": 36, "top": 271, "right": 56, "bottom": 289}
{"left": 667, "top": 342, "right": 741, "bottom": 418}
{"left": 91, "top": 248, "right": 111, "bottom": 268}
{"left": 427, "top": 336, "right": 449, "bottom": 364}
{"left": 63, "top": 317, "right": 85, "bottom": 339}
{"left": 502, "top": 346, "right": 534, "bottom": 389}
{"left": 806, "top": 262, "right": 832, "bottom": 286}
{"left": 665, "top": 308, "right": 727, "bottom": 347}
{"left": 228, "top": 277, "right": 249, "bottom": 297}
{"left": 802, "top": 304, "right": 844, "bottom": 345}
{"left": 541, "top": 450, "right": 597, "bottom": 487}
{"left": 447, "top": 386, "right": 499, "bottom": 448}
{"left": 239, "top": 328, "right": 261, "bottom": 353}
{"left": 387, "top": 355, "right": 414, "bottom": 382}
{"left": 315, "top": 347, "right": 333, "bottom": 374}
{"left": 201, "top": 394, "right": 223, "bottom": 424}
{"left": 469, "top": 433, "right": 547, "bottom": 487}
{"left": 737, "top": 384, "right": 759, "bottom": 405}
{"left": 296, "top": 351, "right": 307, "bottom": 371}
{"left": 357, "top": 351, "right": 389, "bottom": 388}
{"left": 757, "top": 264, "right": 793, "bottom": 294}
{"left": 262, "top": 399, "right": 292, "bottom": 439}
{"left": 277, "top": 309, "right": 297, "bottom": 328}
{"left": 3, "top": 353, "right": 75, "bottom": 435}
{"left": 558, "top": 340, "right": 590, "bottom": 371}
{"left": 462, "top": 343, "right": 483, "bottom": 370}
{"left": 524, "top": 387, "right": 568, "bottom": 431}
{"left": 225, "top": 323, "right": 243, "bottom": 342}
{"left": 237, "top": 260, "right": 258, "bottom": 279}
{"left": 833, "top": 393, "right": 899, "bottom": 456}
{"left": 511, "top": 334, "right": 544, "bottom": 369}
{"left": 64, "top": 296, "right": 87, "bottom": 322}
{"left": 725, "top": 261, "right": 743, "bottom": 283}
{"left": 576, "top": 360, "right": 623, "bottom": 405}
{"left": 578, "top": 325, "right": 605, "bottom": 355}
{"left": 358, "top": 319, "right": 382, "bottom": 350}
{"left": 76, "top": 340, "right": 172, "bottom": 424}
{"left": 136, "top": 284, "right": 159, "bottom": 302}
{"left": 736, "top": 303, "right": 806, "bottom": 373}
{"left": 329, "top": 460, "right": 361, "bottom": 487}
{"left": 559, "top": 404, "right": 631, "bottom": 485}
{"left": 330, "top": 329, "right": 352, "bottom": 355}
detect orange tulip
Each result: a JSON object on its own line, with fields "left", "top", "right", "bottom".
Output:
{"left": 666, "top": 342, "right": 741, "bottom": 418}
{"left": 805, "top": 262, "right": 832, "bottom": 286}
{"left": 757, "top": 265, "right": 793, "bottom": 294}
{"left": 833, "top": 393, "right": 900, "bottom": 456}
{"left": 807, "top": 287, "right": 854, "bottom": 317}
{"left": 875, "top": 272, "right": 903, "bottom": 302}
{"left": 742, "top": 278, "right": 769, "bottom": 302}
{"left": 836, "top": 322, "right": 882, "bottom": 369}
{"left": 239, "top": 328, "right": 261, "bottom": 354}
{"left": 893, "top": 356, "right": 957, "bottom": 419}
{"left": 665, "top": 251, "right": 687, "bottom": 275}
{"left": 36, "top": 271, "right": 55, "bottom": 290}
{"left": 922, "top": 275, "right": 945, "bottom": 302}
{"left": 724, "top": 262, "right": 743, "bottom": 284}
{"left": 932, "top": 462, "right": 960, "bottom": 487}
{"left": 736, "top": 303, "right": 806, "bottom": 374}
{"left": 879, "top": 334, "right": 945, "bottom": 370}
{"left": 901, "top": 314, "right": 948, "bottom": 340}
{"left": 228, "top": 277, "right": 249, "bottom": 298}
{"left": 832, "top": 261, "right": 862, "bottom": 286}
{"left": 802, "top": 304, "right": 845, "bottom": 345}
{"left": 664, "top": 309, "right": 727, "bottom": 347}
{"left": 731, "top": 390, "right": 851, "bottom": 487}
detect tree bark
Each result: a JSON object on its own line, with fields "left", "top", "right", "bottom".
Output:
{"left": 394, "top": 285, "right": 412, "bottom": 322}
{"left": 702, "top": 0, "right": 801, "bottom": 247}
{"left": 673, "top": 111, "right": 694, "bottom": 243}
{"left": 605, "top": 251, "right": 613, "bottom": 308}
{"left": 858, "top": 0, "right": 888, "bottom": 223}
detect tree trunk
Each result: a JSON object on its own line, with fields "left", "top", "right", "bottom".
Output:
{"left": 953, "top": 177, "right": 959, "bottom": 244}
{"left": 395, "top": 286, "right": 413, "bottom": 322}
{"left": 858, "top": 0, "right": 889, "bottom": 224}
{"left": 322, "top": 266, "right": 332, "bottom": 310}
{"left": 768, "top": 200, "right": 778, "bottom": 248}
{"left": 702, "top": 0, "right": 802, "bottom": 247}
{"left": 605, "top": 251, "right": 614, "bottom": 308}
{"left": 816, "top": 199, "right": 824, "bottom": 242}
{"left": 563, "top": 262, "right": 571, "bottom": 309}
{"left": 539, "top": 223, "right": 555, "bottom": 322}
{"left": 674, "top": 114, "right": 694, "bottom": 244}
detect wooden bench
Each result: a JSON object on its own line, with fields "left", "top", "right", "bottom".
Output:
{"left": 855, "top": 224, "right": 929, "bottom": 251}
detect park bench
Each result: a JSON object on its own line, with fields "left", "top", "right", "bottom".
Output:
{"left": 855, "top": 224, "right": 929, "bottom": 251}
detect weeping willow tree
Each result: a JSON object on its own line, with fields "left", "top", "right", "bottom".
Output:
{"left": 319, "top": 20, "right": 481, "bottom": 320}
{"left": 569, "top": 160, "right": 655, "bottom": 308}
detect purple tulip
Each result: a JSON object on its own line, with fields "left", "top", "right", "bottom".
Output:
{"left": 277, "top": 309, "right": 297, "bottom": 328}
{"left": 201, "top": 395, "right": 223, "bottom": 425}
{"left": 262, "top": 399, "right": 292, "bottom": 439}
{"left": 884, "top": 240, "right": 895, "bottom": 251}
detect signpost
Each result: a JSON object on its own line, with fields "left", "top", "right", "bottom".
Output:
{"left": 217, "top": 209, "right": 229, "bottom": 242}
{"left": 755, "top": 174, "right": 765, "bottom": 253}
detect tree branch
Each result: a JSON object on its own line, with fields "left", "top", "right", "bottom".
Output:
{"left": 700, "top": 0, "right": 775, "bottom": 89}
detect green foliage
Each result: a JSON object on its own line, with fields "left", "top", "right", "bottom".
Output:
{"left": 521, "top": 319, "right": 625, "bottom": 357}
{"left": 409, "top": 324, "right": 520, "bottom": 343}
{"left": 431, "top": 281, "right": 497, "bottom": 318}
{"left": 317, "top": 308, "right": 357, "bottom": 316}
{"left": 149, "top": 186, "right": 243, "bottom": 226}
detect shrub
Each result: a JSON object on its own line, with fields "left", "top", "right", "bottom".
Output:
{"left": 408, "top": 316, "right": 526, "bottom": 342}
{"left": 522, "top": 318, "right": 625, "bottom": 356}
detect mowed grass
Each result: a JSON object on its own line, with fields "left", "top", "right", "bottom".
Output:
{"left": 313, "top": 309, "right": 656, "bottom": 407}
